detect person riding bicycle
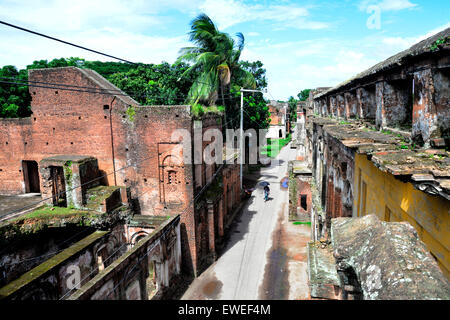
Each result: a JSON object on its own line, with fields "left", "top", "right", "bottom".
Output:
{"left": 263, "top": 185, "right": 270, "bottom": 202}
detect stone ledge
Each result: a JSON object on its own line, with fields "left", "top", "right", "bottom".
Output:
{"left": 307, "top": 241, "right": 342, "bottom": 300}
{"left": 0, "top": 230, "right": 109, "bottom": 299}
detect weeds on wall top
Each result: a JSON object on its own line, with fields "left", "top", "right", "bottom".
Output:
{"left": 430, "top": 36, "right": 450, "bottom": 51}
{"left": 191, "top": 104, "right": 224, "bottom": 119}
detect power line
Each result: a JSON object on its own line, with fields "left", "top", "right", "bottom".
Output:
{"left": 0, "top": 20, "right": 216, "bottom": 90}
{"left": 0, "top": 78, "right": 190, "bottom": 103}
{"left": 0, "top": 77, "right": 245, "bottom": 104}
{"left": 0, "top": 20, "right": 137, "bottom": 65}
{"left": 0, "top": 20, "right": 263, "bottom": 92}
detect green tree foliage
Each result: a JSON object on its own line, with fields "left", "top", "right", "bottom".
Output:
{"left": 177, "top": 14, "right": 255, "bottom": 107}
{"left": 177, "top": 13, "right": 258, "bottom": 131}
{"left": 239, "top": 60, "right": 267, "bottom": 89}
{"left": 0, "top": 57, "right": 195, "bottom": 117}
{"left": 297, "top": 89, "right": 311, "bottom": 101}
{"left": 83, "top": 60, "right": 136, "bottom": 78}
{"left": 0, "top": 65, "right": 31, "bottom": 117}
{"left": 288, "top": 96, "right": 297, "bottom": 122}
{"left": 242, "top": 95, "right": 270, "bottom": 131}
{"left": 225, "top": 60, "right": 270, "bottom": 131}
{"left": 108, "top": 62, "right": 198, "bottom": 105}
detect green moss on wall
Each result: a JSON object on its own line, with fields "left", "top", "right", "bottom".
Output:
{"left": 126, "top": 105, "right": 136, "bottom": 122}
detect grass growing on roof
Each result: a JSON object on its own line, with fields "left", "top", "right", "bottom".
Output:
{"left": 11, "top": 205, "right": 93, "bottom": 221}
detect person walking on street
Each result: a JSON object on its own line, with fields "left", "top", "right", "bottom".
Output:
{"left": 264, "top": 185, "right": 270, "bottom": 202}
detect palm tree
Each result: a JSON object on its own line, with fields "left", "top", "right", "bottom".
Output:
{"left": 177, "top": 14, "right": 255, "bottom": 125}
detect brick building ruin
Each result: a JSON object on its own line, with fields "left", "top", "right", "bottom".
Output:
{"left": 304, "top": 28, "right": 450, "bottom": 298}
{"left": 266, "top": 100, "right": 289, "bottom": 139}
{"left": 0, "top": 66, "right": 242, "bottom": 299}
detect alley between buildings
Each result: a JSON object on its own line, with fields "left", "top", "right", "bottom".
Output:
{"left": 181, "top": 142, "right": 311, "bottom": 300}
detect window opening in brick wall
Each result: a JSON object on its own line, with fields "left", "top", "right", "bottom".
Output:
{"left": 50, "top": 166, "right": 66, "bottom": 207}
{"left": 300, "top": 195, "right": 307, "bottom": 211}
{"left": 23, "top": 160, "right": 40, "bottom": 194}
{"left": 167, "top": 170, "right": 177, "bottom": 184}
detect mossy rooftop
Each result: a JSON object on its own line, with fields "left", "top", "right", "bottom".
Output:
{"left": 311, "top": 115, "right": 450, "bottom": 199}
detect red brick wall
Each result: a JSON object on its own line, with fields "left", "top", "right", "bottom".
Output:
{"left": 0, "top": 67, "right": 236, "bottom": 276}
{"left": 296, "top": 178, "right": 312, "bottom": 216}
{"left": 0, "top": 67, "right": 203, "bottom": 274}
{"left": 268, "top": 105, "right": 281, "bottom": 125}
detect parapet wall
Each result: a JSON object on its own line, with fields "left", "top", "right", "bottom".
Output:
{"left": 67, "top": 215, "right": 181, "bottom": 300}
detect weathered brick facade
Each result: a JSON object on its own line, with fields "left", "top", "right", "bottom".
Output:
{"left": 306, "top": 28, "right": 450, "bottom": 280}
{"left": 0, "top": 67, "right": 241, "bottom": 277}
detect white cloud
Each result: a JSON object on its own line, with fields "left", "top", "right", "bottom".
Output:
{"left": 0, "top": 0, "right": 197, "bottom": 68}
{"left": 0, "top": 25, "right": 190, "bottom": 69}
{"left": 199, "top": 0, "right": 328, "bottom": 30}
{"left": 242, "top": 21, "right": 450, "bottom": 100}
{"left": 0, "top": 0, "right": 447, "bottom": 102}
{"left": 359, "top": 0, "right": 418, "bottom": 12}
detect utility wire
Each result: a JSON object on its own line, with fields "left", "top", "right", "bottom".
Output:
{"left": 0, "top": 20, "right": 264, "bottom": 92}
{"left": 0, "top": 20, "right": 215, "bottom": 89}
{"left": 0, "top": 78, "right": 244, "bottom": 104}
{"left": 0, "top": 20, "right": 137, "bottom": 65}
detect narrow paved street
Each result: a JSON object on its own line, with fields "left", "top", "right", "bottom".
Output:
{"left": 181, "top": 143, "right": 311, "bottom": 300}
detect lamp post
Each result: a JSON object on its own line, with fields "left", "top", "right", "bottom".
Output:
{"left": 239, "top": 87, "right": 267, "bottom": 191}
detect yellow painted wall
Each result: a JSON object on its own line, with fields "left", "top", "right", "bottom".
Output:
{"left": 354, "top": 153, "right": 450, "bottom": 280}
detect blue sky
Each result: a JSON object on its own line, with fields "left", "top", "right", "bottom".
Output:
{"left": 0, "top": 0, "right": 449, "bottom": 100}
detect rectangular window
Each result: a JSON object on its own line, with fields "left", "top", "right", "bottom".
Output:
{"left": 167, "top": 170, "right": 177, "bottom": 184}
{"left": 300, "top": 195, "right": 307, "bottom": 211}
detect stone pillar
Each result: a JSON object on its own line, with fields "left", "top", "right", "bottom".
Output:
{"left": 64, "top": 162, "right": 83, "bottom": 209}
{"left": 39, "top": 165, "right": 53, "bottom": 205}
{"left": 344, "top": 92, "right": 357, "bottom": 119}
{"left": 313, "top": 101, "right": 319, "bottom": 115}
{"left": 337, "top": 95, "right": 345, "bottom": 118}
{"left": 330, "top": 96, "right": 337, "bottom": 117}
{"left": 218, "top": 198, "right": 224, "bottom": 237}
{"left": 375, "top": 82, "right": 385, "bottom": 129}
{"left": 207, "top": 200, "right": 216, "bottom": 259}
{"left": 413, "top": 69, "right": 438, "bottom": 147}
{"left": 356, "top": 88, "right": 364, "bottom": 119}
{"left": 321, "top": 99, "right": 327, "bottom": 116}
{"left": 431, "top": 68, "right": 450, "bottom": 147}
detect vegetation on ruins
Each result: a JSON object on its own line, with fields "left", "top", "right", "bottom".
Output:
{"left": 430, "top": 36, "right": 450, "bottom": 51}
